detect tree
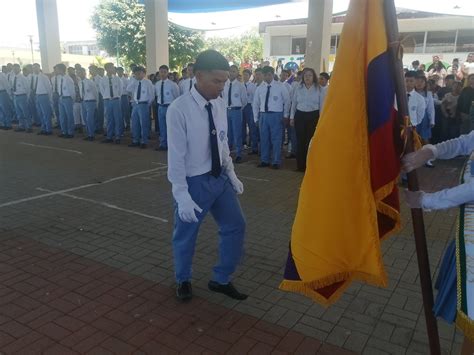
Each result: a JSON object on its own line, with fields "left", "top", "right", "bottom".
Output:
{"left": 91, "top": 0, "right": 204, "bottom": 70}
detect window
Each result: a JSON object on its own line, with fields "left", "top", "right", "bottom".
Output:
{"left": 291, "top": 38, "right": 306, "bottom": 55}
{"left": 271, "top": 36, "right": 291, "bottom": 56}
{"left": 400, "top": 32, "right": 425, "bottom": 54}
{"left": 426, "top": 31, "right": 456, "bottom": 53}
{"left": 456, "top": 29, "right": 474, "bottom": 53}
{"left": 330, "top": 35, "right": 339, "bottom": 55}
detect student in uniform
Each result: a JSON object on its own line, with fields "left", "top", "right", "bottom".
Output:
{"left": 155, "top": 64, "right": 179, "bottom": 151}
{"left": 0, "top": 69, "right": 13, "bottom": 130}
{"left": 25, "top": 64, "right": 40, "bottom": 127}
{"left": 56, "top": 63, "right": 75, "bottom": 138}
{"left": 179, "top": 63, "right": 195, "bottom": 95}
{"left": 223, "top": 65, "right": 248, "bottom": 163}
{"left": 253, "top": 66, "right": 290, "bottom": 169}
{"left": 128, "top": 66, "right": 154, "bottom": 149}
{"left": 167, "top": 49, "right": 247, "bottom": 302}
{"left": 415, "top": 74, "right": 436, "bottom": 167}
{"left": 68, "top": 67, "right": 83, "bottom": 132}
{"left": 254, "top": 67, "right": 264, "bottom": 87}
{"left": 51, "top": 65, "right": 61, "bottom": 129}
{"left": 319, "top": 72, "right": 330, "bottom": 105}
{"left": 11, "top": 64, "right": 32, "bottom": 132}
{"left": 100, "top": 63, "right": 123, "bottom": 144}
{"left": 32, "top": 63, "right": 53, "bottom": 135}
{"left": 242, "top": 69, "right": 258, "bottom": 155}
{"left": 94, "top": 66, "right": 105, "bottom": 134}
{"left": 77, "top": 67, "right": 98, "bottom": 141}
{"left": 116, "top": 67, "right": 130, "bottom": 131}
{"left": 405, "top": 71, "right": 427, "bottom": 128}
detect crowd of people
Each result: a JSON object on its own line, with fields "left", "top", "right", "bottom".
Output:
{"left": 0, "top": 59, "right": 331, "bottom": 171}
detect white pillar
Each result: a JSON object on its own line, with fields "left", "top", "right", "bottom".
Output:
{"left": 36, "top": 0, "right": 61, "bottom": 73}
{"left": 145, "top": 0, "right": 169, "bottom": 74}
{"left": 305, "top": 0, "right": 333, "bottom": 73}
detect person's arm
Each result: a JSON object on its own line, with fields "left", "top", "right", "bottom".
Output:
{"left": 290, "top": 87, "right": 298, "bottom": 120}
{"left": 427, "top": 92, "right": 435, "bottom": 126}
{"left": 172, "top": 82, "right": 180, "bottom": 100}
{"left": 253, "top": 87, "right": 261, "bottom": 123}
{"left": 240, "top": 83, "right": 248, "bottom": 107}
{"left": 90, "top": 81, "right": 98, "bottom": 100}
{"left": 282, "top": 85, "right": 291, "bottom": 119}
{"left": 423, "top": 181, "right": 474, "bottom": 210}
{"left": 116, "top": 77, "right": 123, "bottom": 97}
{"left": 147, "top": 81, "right": 154, "bottom": 105}
{"left": 221, "top": 122, "right": 243, "bottom": 194}
{"left": 434, "top": 130, "right": 474, "bottom": 159}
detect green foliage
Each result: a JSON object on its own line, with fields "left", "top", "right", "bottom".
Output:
{"left": 205, "top": 30, "right": 263, "bottom": 66}
{"left": 91, "top": 0, "right": 204, "bottom": 70}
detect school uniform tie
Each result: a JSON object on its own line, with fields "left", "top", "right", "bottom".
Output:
{"left": 205, "top": 103, "right": 222, "bottom": 178}
{"left": 34, "top": 76, "right": 38, "bottom": 94}
{"left": 137, "top": 81, "right": 141, "bottom": 101}
{"left": 160, "top": 81, "right": 164, "bottom": 104}
{"left": 60, "top": 77, "right": 63, "bottom": 96}
{"left": 30, "top": 76, "right": 34, "bottom": 91}
{"left": 54, "top": 76, "right": 58, "bottom": 94}
{"left": 228, "top": 82, "right": 232, "bottom": 107}
{"left": 264, "top": 85, "right": 271, "bottom": 112}
{"left": 109, "top": 77, "right": 114, "bottom": 98}
{"left": 81, "top": 81, "right": 85, "bottom": 100}
{"left": 189, "top": 78, "right": 193, "bottom": 91}
{"left": 13, "top": 76, "right": 17, "bottom": 93}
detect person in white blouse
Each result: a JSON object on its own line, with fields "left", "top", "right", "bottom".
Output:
{"left": 11, "top": 64, "right": 32, "bottom": 132}
{"left": 167, "top": 50, "right": 247, "bottom": 302}
{"left": 253, "top": 66, "right": 290, "bottom": 169}
{"left": 56, "top": 63, "right": 76, "bottom": 138}
{"left": 242, "top": 69, "right": 258, "bottom": 155}
{"left": 32, "top": 63, "right": 53, "bottom": 135}
{"left": 0, "top": 70, "right": 13, "bottom": 130}
{"left": 155, "top": 64, "right": 179, "bottom": 151}
{"left": 179, "top": 63, "right": 196, "bottom": 96}
{"left": 116, "top": 67, "right": 130, "bottom": 131}
{"left": 223, "top": 65, "right": 248, "bottom": 163}
{"left": 100, "top": 63, "right": 123, "bottom": 144}
{"left": 77, "top": 67, "right": 98, "bottom": 141}
{"left": 290, "top": 68, "right": 324, "bottom": 172}
{"left": 128, "top": 66, "right": 154, "bottom": 149}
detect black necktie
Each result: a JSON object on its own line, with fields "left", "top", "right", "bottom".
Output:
{"left": 264, "top": 85, "right": 271, "bottom": 112}
{"left": 60, "top": 77, "right": 63, "bottom": 96}
{"left": 189, "top": 78, "right": 193, "bottom": 91}
{"left": 34, "top": 76, "right": 38, "bottom": 93}
{"left": 82, "top": 80, "right": 85, "bottom": 99}
{"left": 30, "top": 76, "right": 34, "bottom": 91}
{"left": 205, "top": 103, "right": 222, "bottom": 178}
{"left": 137, "top": 81, "right": 141, "bottom": 101}
{"left": 109, "top": 77, "right": 114, "bottom": 97}
{"left": 160, "top": 81, "right": 164, "bottom": 104}
{"left": 228, "top": 82, "right": 232, "bottom": 107}
{"left": 54, "top": 76, "right": 58, "bottom": 93}
{"left": 13, "top": 76, "right": 17, "bottom": 93}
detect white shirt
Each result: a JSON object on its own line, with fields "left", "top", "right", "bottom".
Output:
{"left": 422, "top": 131, "right": 474, "bottom": 210}
{"left": 155, "top": 79, "right": 180, "bottom": 105}
{"left": 282, "top": 81, "right": 292, "bottom": 94}
{"left": 0, "top": 73, "right": 11, "bottom": 92}
{"left": 27, "top": 74, "right": 35, "bottom": 93}
{"left": 12, "top": 73, "right": 29, "bottom": 95}
{"left": 79, "top": 78, "right": 98, "bottom": 101}
{"left": 179, "top": 77, "right": 196, "bottom": 95}
{"left": 290, "top": 84, "right": 324, "bottom": 119}
{"left": 418, "top": 90, "right": 436, "bottom": 126}
{"left": 118, "top": 75, "right": 129, "bottom": 94}
{"left": 99, "top": 75, "right": 122, "bottom": 99}
{"left": 126, "top": 77, "right": 137, "bottom": 96}
{"left": 253, "top": 80, "right": 290, "bottom": 121}
{"left": 407, "top": 89, "right": 426, "bottom": 126}
{"left": 167, "top": 86, "right": 236, "bottom": 204}
{"left": 243, "top": 81, "right": 256, "bottom": 104}
{"left": 131, "top": 78, "right": 155, "bottom": 104}
{"left": 51, "top": 75, "right": 61, "bottom": 94}
{"left": 223, "top": 79, "right": 248, "bottom": 108}
{"left": 35, "top": 73, "right": 52, "bottom": 96}
{"left": 59, "top": 75, "right": 75, "bottom": 98}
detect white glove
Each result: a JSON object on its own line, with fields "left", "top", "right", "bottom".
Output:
{"left": 403, "top": 189, "right": 425, "bottom": 209}
{"left": 401, "top": 145, "right": 436, "bottom": 173}
{"left": 229, "top": 176, "right": 244, "bottom": 194}
{"left": 177, "top": 199, "right": 203, "bottom": 223}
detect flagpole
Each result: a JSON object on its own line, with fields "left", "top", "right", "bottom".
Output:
{"left": 383, "top": 1, "right": 441, "bottom": 354}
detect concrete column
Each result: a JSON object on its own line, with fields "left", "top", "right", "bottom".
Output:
{"left": 145, "top": 0, "right": 169, "bottom": 74}
{"left": 36, "top": 0, "right": 62, "bottom": 73}
{"left": 305, "top": 0, "right": 333, "bottom": 73}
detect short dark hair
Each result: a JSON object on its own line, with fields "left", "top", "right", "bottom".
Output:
{"left": 243, "top": 69, "right": 252, "bottom": 76}
{"left": 130, "top": 64, "right": 138, "bottom": 70}
{"left": 159, "top": 65, "right": 169, "bottom": 71}
{"left": 445, "top": 74, "right": 455, "bottom": 81}
{"left": 405, "top": 70, "right": 417, "bottom": 78}
{"left": 319, "top": 72, "right": 330, "bottom": 80}
{"left": 255, "top": 68, "right": 263, "bottom": 74}
{"left": 262, "top": 66, "right": 274, "bottom": 74}
{"left": 282, "top": 69, "right": 290, "bottom": 75}
{"left": 193, "top": 50, "right": 229, "bottom": 72}
{"left": 133, "top": 66, "right": 146, "bottom": 73}
{"left": 411, "top": 60, "right": 420, "bottom": 66}
{"left": 230, "top": 64, "right": 238, "bottom": 70}
{"left": 181, "top": 68, "right": 187, "bottom": 74}
{"left": 116, "top": 67, "right": 124, "bottom": 71}
{"left": 56, "top": 63, "right": 66, "bottom": 71}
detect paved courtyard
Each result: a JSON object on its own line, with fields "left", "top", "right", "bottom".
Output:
{"left": 0, "top": 129, "right": 466, "bottom": 354}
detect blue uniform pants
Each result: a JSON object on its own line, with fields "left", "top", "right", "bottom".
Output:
{"left": 29, "top": 94, "right": 40, "bottom": 125}
{"left": 131, "top": 103, "right": 150, "bottom": 144}
{"left": 82, "top": 100, "right": 97, "bottom": 138}
{"left": 227, "top": 108, "right": 243, "bottom": 157}
{"left": 36, "top": 94, "right": 53, "bottom": 133}
{"left": 105, "top": 98, "right": 122, "bottom": 140}
{"left": 0, "top": 90, "right": 13, "bottom": 128}
{"left": 52, "top": 93, "right": 60, "bottom": 128}
{"left": 172, "top": 173, "right": 246, "bottom": 284}
{"left": 243, "top": 104, "right": 258, "bottom": 152}
{"left": 95, "top": 93, "right": 104, "bottom": 132}
{"left": 121, "top": 95, "right": 130, "bottom": 129}
{"left": 260, "top": 112, "right": 284, "bottom": 165}
{"left": 14, "top": 94, "right": 31, "bottom": 130}
{"left": 59, "top": 96, "right": 74, "bottom": 136}
{"left": 157, "top": 104, "right": 169, "bottom": 148}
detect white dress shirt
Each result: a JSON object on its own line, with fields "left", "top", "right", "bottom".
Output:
{"left": 131, "top": 78, "right": 155, "bottom": 104}
{"left": 252, "top": 80, "right": 290, "bottom": 121}
{"left": 79, "top": 78, "right": 98, "bottom": 101}
{"left": 223, "top": 79, "right": 248, "bottom": 108}
{"left": 118, "top": 76, "right": 129, "bottom": 95}
{"left": 27, "top": 74, "right": 36, "bottom": 93}
{"left": 418, "top": 90, "right": 436, "bottom": 126}
{"left": 407, "top": 89, "right": 426, "bottom": 126}
{"left": 12, "top": 73, "right": 29, "bottom": 96}
{"left": 243, "top": 81, "right": 256, "bottom": 105}
{"left": 179, "top": 77, "right": 196, "bottom": 95}
{"left": 290, "top": 84, "right": 322, "bottom": 119}
{"left": 282, "top": 81, "right": 292, "bottom": 94}
{"left": 59, "top": 75, "right": 75, "bottom": 98}
{"left": 167, "top": 87, "right": 236, "bottom": 204}
{"left": 51, "top": 75, "right": 61, "bottom": 95}
{"left": 99, "top": 75, "right": 122, "bottom": 99}
{"left": 35, "top": 73, "right": 52, "bottom": 96}
{"left": 155, "top": 79, "right": 180, "bottom": 105}
{"left": 422, "top": 131, "right": 474, "bottom": 210}
{"left": 0, "top": 73, "right": 11, "bottom": 92}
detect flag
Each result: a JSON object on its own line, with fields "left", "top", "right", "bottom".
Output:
{"left": 279, "top": 0, "right": 403, "bottom": 306}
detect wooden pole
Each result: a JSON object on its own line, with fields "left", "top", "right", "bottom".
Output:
{"left": 383, "top": 1, "right": 441, "bottom": 354}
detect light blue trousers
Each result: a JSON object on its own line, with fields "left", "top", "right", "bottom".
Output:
{"left": 105, "top": 98, "right": 122, "bottom": 140}
{"left": 131, "top": 103, "right": 150, "bottom": 144}
{"left": 82, "top": 100, "right": 97, "bottom": 137}
{"left": 243, "top": 104, "right": 258, "bottom": 152}
{"left": 260, "top": 112, "right": 284, "bottom": 165}
{"left": 36, "top": 94, "right": 52, "bottom": 133}
{"left": 59, "top": 96, "right": 74, "bottom": 135}
{"left": 157, "top": 105, "right": 169, "bottom": 148}
{"left": 227, "top": 108, "right": 243, "bottom": 157}
{"left": 14, "top": 94, "right": 31, "bottom": 130}
{"left": 0, "top": 90, "right": 12, "bottom": 128}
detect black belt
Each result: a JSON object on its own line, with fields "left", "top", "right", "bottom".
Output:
{"left": 14, "top": 94, "right": 27, "bottom": 96}
{"left": 227, "top": 106, "right": 242, "bottom": 110}
{"left": 158, "top": 103, "right": 170, "bottom": 107}
{"left": 261, "top": 111, "right": 281, "bottom": 114}
{"left": 138, "top": 101, "right": 149, "bottom": 105}
{"left": 61, "top": 96, "right": 71, "bottom": 98}
{"left": 104, "top": 97, "right": 119, "bottom": 101}
{"left": 36, "top": 94, "right": 49, "bottom": 96}
{"left": 83, "top": 99, "right": 96, "bottom": 102}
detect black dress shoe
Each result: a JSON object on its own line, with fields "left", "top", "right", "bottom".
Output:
{"left": 272, "top": 164, "right": 280, "bottom": 170}
{"left": 257, "top": 162, "right": 269, "bottom": 168}
{"left": 176, "top": 281, "right": 192, "bottom": 302}
{"left": 3, "top": 127, "right": 12, "bottom": 130}
{"left": 248, "top": 151, "right": 258, "bottom": 155}
{"left": 37, "top": 131, "right": 45, "bottom": 135}
{"left": 235, "top": 156, "right": 242, "bottom": 164}
{"left": 208, "top": 281, "right": 248, "bottom": 300}
{"left": 128, "top": 142, "right": 140, "bottom": 147}
{"left": 65, "top": 134, "right": 74, "bottom": 138}
{"left": 140, "top": 144, "right": 147, "bottom": 149}
{"left": 101, "top": 138, "right": 113, "bottom": 143}
{"left": 285, "top": 153, "right": 296, "bottom": 159}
